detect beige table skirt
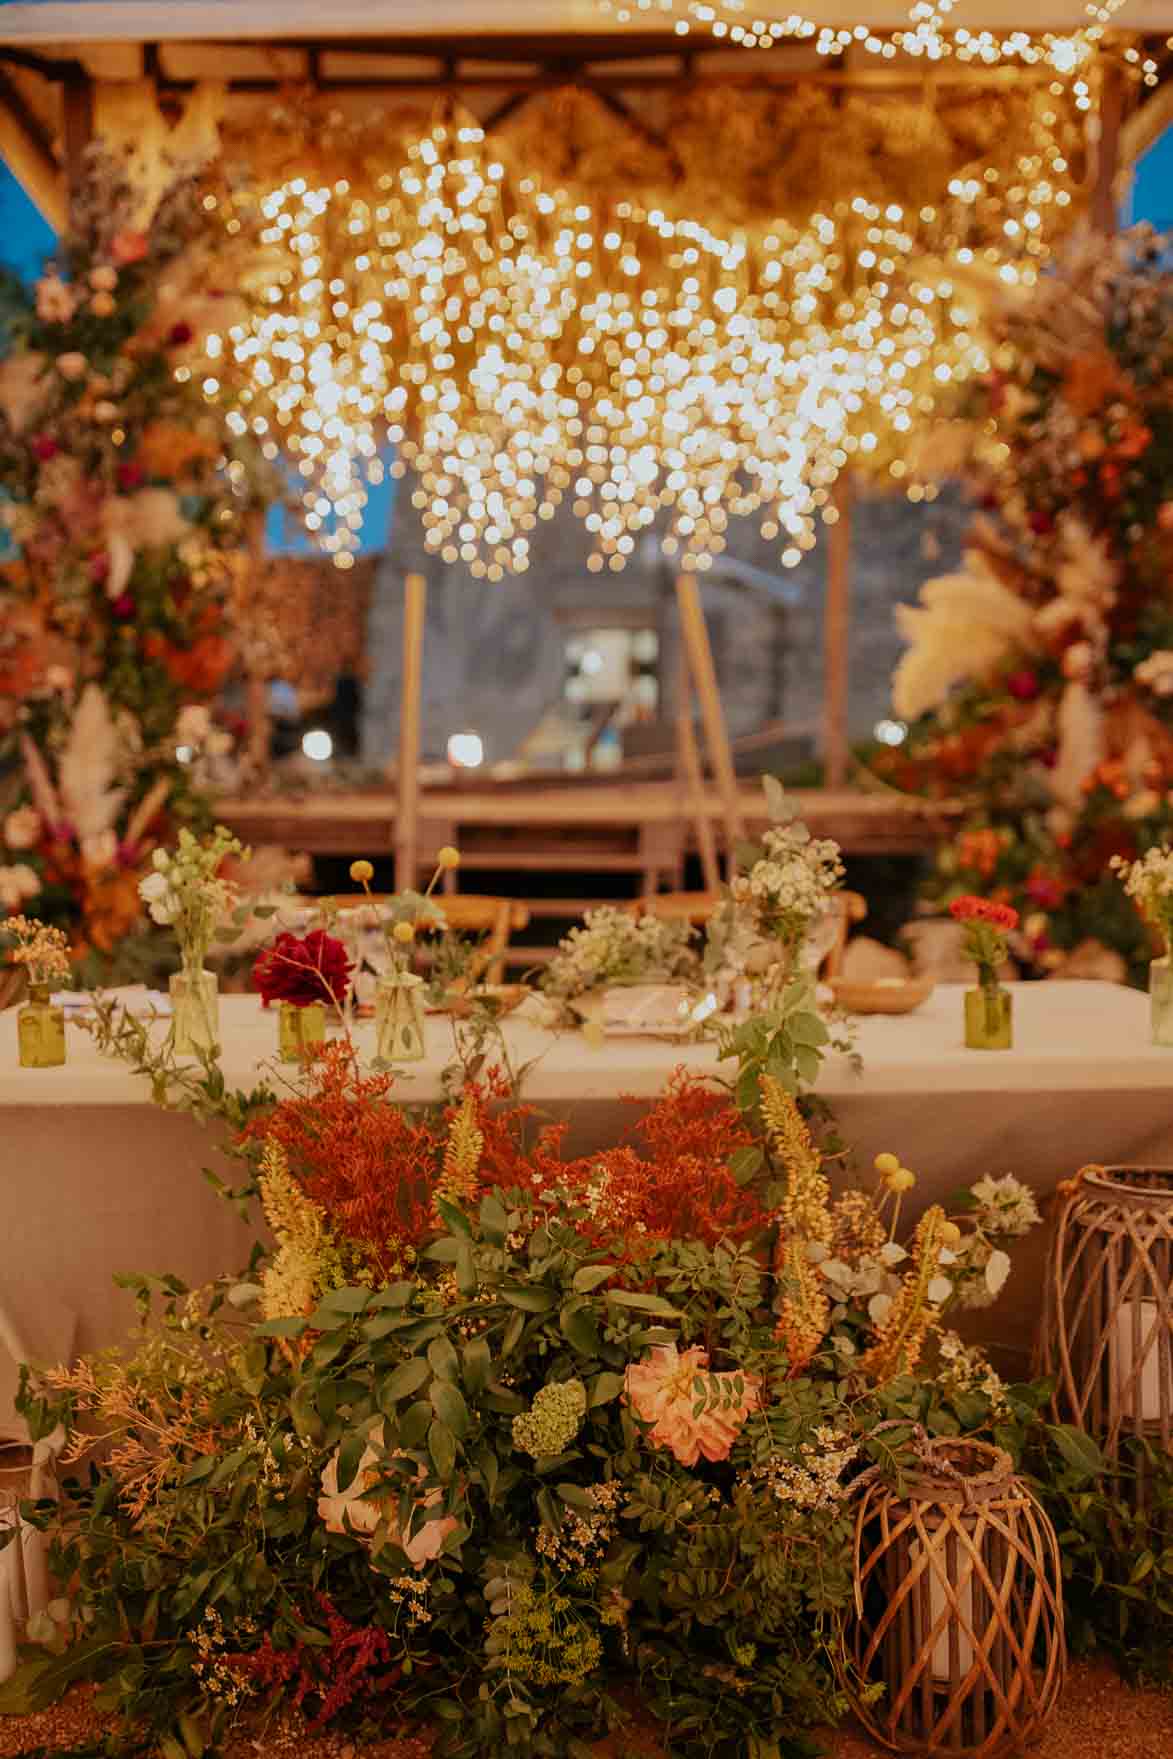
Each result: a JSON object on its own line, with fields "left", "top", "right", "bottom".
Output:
{"left": 2, "top": 981, "right": 1171, "bottom": 1399}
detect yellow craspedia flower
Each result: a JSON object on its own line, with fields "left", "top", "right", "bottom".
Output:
{"left": 349, "top": 859, "right": 374, "bottom": 884}
{"left": 939, "top": 1221, "right": 962, "bottom": 1248}
{"left": 884, "top": 1166, "right": 916, "bottom": 1194}
{"left": 873, "top": 1152, "right": 901, "bottom": 1176}
{"left": 392, "top": 920, "right": 416, "bottom": 944}
{"left": 438, "top": 846, "right": 461, "bottom": 869}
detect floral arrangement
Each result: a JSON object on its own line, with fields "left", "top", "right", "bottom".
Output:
{"left": 875, "top": 229, "right": 1173, "bottom": 976}
{"left": 10, "top": 976, "right": 1067, "bottom": 1759}
{"left": 138, "top": 824, "right": 244, "bottom": 975}
{"left": 542, "top": 905, "right": 699, "bottom": 1001}
{"left": 0, "top": 149, "right": 269, "bottom": 966}
{"left": 1110, "top": 845, "right": 1173, "bottom": 952}
{"left": 1, "top": 913, "right": 71, "bottom": 988}
{"left": 252, "top": 929, "right": 353, "bottom": 1011}
{"left": 948, "top": 895, "right": 1019, "bottom": 987}
{"left": 727, "top": 778, "right": 844, "bottom": 980}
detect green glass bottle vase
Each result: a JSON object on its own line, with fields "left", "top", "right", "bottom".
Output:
{"left": 278, "top": 1001, "right": 326, "bottom": 1062}
{"left": 17, "top": 983, "right": 65, "bottom": 1069}
{"left": 964, "top": 983, "right": 1012, "bottom": 1051}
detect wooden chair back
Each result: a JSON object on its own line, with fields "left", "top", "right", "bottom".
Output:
{"left": 623, "top": 892, "right": 721, "bottom": 926}
{"left": 303, "top": 893, "right": 529, "bottom": 986}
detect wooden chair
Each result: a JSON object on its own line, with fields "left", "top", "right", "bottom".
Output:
{"left": 623, "top": 892, "right": 721, "bottom": 926}
{"left": 306, "top": 893, "right": 530, "bottom": 987}
{"left": 625, "top": 888, "right": 867, "bottom": 978}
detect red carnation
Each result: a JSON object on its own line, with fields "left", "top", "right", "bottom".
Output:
{"left": 949, "top": 895, "right": 1018, "bottom": 932}
{"left": 253, "top": 930, "right": 352, "bottom": 1009}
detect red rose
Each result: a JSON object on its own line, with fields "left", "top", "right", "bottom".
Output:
{"left": 253, "top": 930, "right": 352, "bottom": 1009}
{"left": 1006, "top": 669, "right": 1040, "bottom": 701}
{"left": 117, "top": 461, "right": 145, "bottom": 491}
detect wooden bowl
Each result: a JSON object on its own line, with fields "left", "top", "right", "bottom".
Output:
{"left": 828, "top": 975, "right": 935, "bottom": 1016}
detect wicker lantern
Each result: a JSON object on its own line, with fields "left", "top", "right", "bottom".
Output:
{"left": 1038, "top": 1166, "right": 1173, "bottom": 1459}
{"left": 848, "top": 1439, "right": 1065, "bottom": 1758}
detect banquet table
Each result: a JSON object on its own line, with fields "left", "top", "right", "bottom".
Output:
{"left": 2, "top": 979, "right": 1171, "bottom": 1404}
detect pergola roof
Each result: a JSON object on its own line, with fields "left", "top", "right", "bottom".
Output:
{"left": 2, "top": 1, "right": 1172, "bottom": 43}
{"left": 1, "top": 0, "right": 1170, "bottom": 233}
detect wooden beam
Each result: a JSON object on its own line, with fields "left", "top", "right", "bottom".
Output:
{"left": 1090, "top": 59, "right": 1126, "bottom": 236}
{"left": 675, "top": 572, "right": 743, "bottom": 873}
{"left": 61, "top": 66, "right": 93, "bottom": 216}
{"left": 674, "top": 656, "right": 721, "bottom": 896}
{"left": 0, "top": 72, "right": 64, "bottom": 232}
{"left": 823, "top": 471, "right": 854, "bottom": 790}
{"left": 394, "top": 571, "right": 427, "bottom": 892}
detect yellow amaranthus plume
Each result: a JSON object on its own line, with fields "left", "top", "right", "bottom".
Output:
{"left": 434, "top": 1094, "right": 484, "bottom": 1221}
{"left": 860, "top": 1204, "right": 948, "bottom": 1384}
{"left": 829, "top": 1188, "right": 886, "bottom": 1262}
{"left": 774, "top": 1236, "right": 830, "bottom": 1373}
{"left": 761, "top": 1074, "right": 832, "bottom": 1244}
{"left": 258, "top": 1139, "right": 329, "bottom": 1321}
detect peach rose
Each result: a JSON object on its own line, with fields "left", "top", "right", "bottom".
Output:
{"left": 625, "top": 1343, "right": 760, "bottom": 1468}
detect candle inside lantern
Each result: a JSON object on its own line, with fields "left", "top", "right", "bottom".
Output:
{"left": 912, "top": 1536, "right": 975, "bottom": 1682}
{"left": 1113, "top": 1299, "right": 1167, "bottom": 1421}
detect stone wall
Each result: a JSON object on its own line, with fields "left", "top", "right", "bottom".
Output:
{"left": 361, "top": 481, "right": 968, "bottom": 768}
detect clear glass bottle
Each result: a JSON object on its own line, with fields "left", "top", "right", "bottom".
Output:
{"left": 964, "top": 983, "right": 1012, "bottom": 1051}
{"left": 1149, "top": 956, "right": 1173, "bottom": 1046}
{"left": 17, "top": 982, "right": 65, "bottom": 1069}
{"left": 375, "top": 971, "right": 426, "bottom": 1062}
{"left": 169, "top": 967, "right": 219, "bottom": 1058}
{"left": 278, "top": 1000, "right": 326, "bottom": 1062}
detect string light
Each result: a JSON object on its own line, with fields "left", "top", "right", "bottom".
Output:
{"left": 598, "top": 0, "right": 1140, "bottom": 73}
{"left": 215, "top": 94, "right": 1080, "bottom": 574}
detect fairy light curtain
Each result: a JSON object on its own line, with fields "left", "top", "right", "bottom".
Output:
{"left": 206, "top": 75, "right": 1088, "bottom": 578}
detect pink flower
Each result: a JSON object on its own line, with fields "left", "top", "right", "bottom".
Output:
{"left": 624, "top": 1343, "right": 760, "bottom": 1467}
{"left": 110, "top": 231, "right": 148, "bottom": 266}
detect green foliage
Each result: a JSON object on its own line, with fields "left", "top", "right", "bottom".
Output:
{"left": 1030, "top": 1426, "right": 1173, "bottom": 1685}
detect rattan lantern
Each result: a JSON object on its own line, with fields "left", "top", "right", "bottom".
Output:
{"left": 848, "top": 1440, "right": 1065, "bottom": 1758}
{"left": 1038, "top": 1166, "right": 1173, "bottom": 1459}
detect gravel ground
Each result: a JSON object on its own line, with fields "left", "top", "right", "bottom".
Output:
{"left": 0, "top": 1662, "right": 1167, "bottom": 1757}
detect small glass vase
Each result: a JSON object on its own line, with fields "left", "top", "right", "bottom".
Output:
{"left": 1149, "top": 956, "right": 1173, "bottom": 1047}
{"left": 964, "top": 983, "right": 1012, "bottom": 1051}
{"left": 375, "top": 970, "right": 426, "bottom": 1062}
{"left": 169, "top": 967, "right": 220, "bottom": 1058}
{"left": 17, "top": 982, "right": 65, "bottom": 1069}
{"left": 278, "top": 1001, "right": 326, "bottom": 1062}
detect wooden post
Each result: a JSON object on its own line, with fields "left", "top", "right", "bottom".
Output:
{"left": 395, "top": 571, "right": 427, "bottom": 892}
{"left": 823, "top": 471, "right": 854, "bottom": 791}
{"left": 61, "top": 69, "right": 94, "bottom": 222}
{"left": 675, "top": 571, "right": 743, "bottom": 873}
{"left": 674, "top": 655, "right": 721, "bottom": 896}
{"left": 1091, "top": 60, "right": 1126, "bottom": 237}
{"left": 242, "top": 511, "right": 271, "bottom": 780}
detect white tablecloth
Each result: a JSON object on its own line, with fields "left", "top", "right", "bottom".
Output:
{"left": 2, "top": 982, "right": 1171, "bottom": 1389}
